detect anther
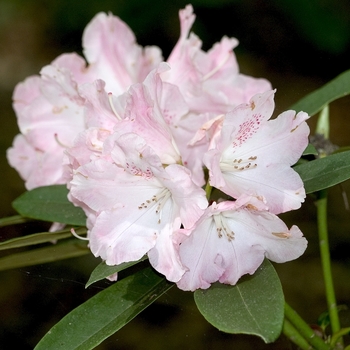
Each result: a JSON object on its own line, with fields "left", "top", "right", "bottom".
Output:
{"left": 221, "top": 155, "right": 258, "bottom": 173}
{"left": 272, "top": 232, "right": 291, "bottom": 239}
{"left": 214, "top": 214, "right": 235, "bottom": 241}
{"left": 138, "top": 189, "right": 171, "bottom": 224}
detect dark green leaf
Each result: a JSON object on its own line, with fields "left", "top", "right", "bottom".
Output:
{"left": 0, "top": 227, "right": 86, "bottom": 251}
{"left": 289, "top": 69, "right": 350, "bottom": 116}
{"left": 12, "top": 185, "right": 87, "bottom": 226}
{"left": 0, "top": 239, "right": 89, "bottom": 271}
{"left": 194, "top": 259, "right": 284, "bottom": 343}
{"left": 34, "top": 267, "right": 173, "bottom": 350}
{"left": 294, "top": 150, "right": 350, "bottom": 193}
{"left": 86, "top": 256, "right": 148, "bottom": 288}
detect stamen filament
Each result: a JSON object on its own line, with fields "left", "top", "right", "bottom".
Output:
{"left": 108, "top": 92, "right": 122, "bottom": 120}
{"left": 201, "top": 53, "right": 231, "bottom": 81}
{"left": 54, "top": 133, "right": 70, "bottom": 148}
{"left": 138, "top": 188, "right": 172, "bottom": 224}
{"left": 71, "top": 228, "right": 89, "bottom": 241}
{"left": 213, "top": 214, "right": 235, "bottom": 241}
{"left": 220, "top": 157, "right": 257, "bottom": 173}
{"left": 155, "top": 189, "right": 171, "bottom": 224}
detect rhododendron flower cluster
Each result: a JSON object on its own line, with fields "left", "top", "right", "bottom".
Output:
{"left": 7, "top": 5, "right": 309, "bottom": 291}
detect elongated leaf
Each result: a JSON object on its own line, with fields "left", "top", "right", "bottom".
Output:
{"left": 294, "top": 150, "right": 350, "bottom": 194}
{"left": 0, "top": 227, "right": 87, "bottom": 251}
{"left": 0, "top": 239, "right": 89, "bottom": 271}
{"left": 35, "top": 267, "right": 173, "bottom": 350}
{"left": 86, "top": 256, "right": 148, "bottom": 288}
{"left": 290, "top": 69, "right": 350, "bottom": 116}
{"left": 12, "top": 185, "right": 87, "bottom": 226}
{"left": 194, "top": 259, "right": 284, "bottom": 343}
{"left": 0, "top": 215, "right": 29, "bottom": 227}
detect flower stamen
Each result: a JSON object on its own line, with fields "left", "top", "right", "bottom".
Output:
{"left": 71, "top": 228, "right": 89, "bottom": 241}
{"left": 201, "top": 53, "right": 231, "bottom": 81}
{"left": 54, "top": 133, "right": 70, "bottom": 148}
{"left": 138, "top": 188, "right": 172, "bottom": 224}
{"left": 220, "top": 156, "right": 258, "bottom": 173}
{"left": 108, "top": 92, "right": 122, "bottom": 120}
{"left": 213, "top": 213, "right": 234, "bottom": 241}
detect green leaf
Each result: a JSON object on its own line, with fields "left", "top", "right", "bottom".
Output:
{"left": 302, "top": 143, "right": 318, "bottom": 156}
{"left": 289, "top": 69, "right": 350, "bottom": 116}
{"left": 34, "top": 267, "right": 173, "bottom": 350}
{"left": 86, "top": 256, "right": 148, "bottom": 288}
{"left": 0, "top": 239, "right": 89, "bottom": 271}
{"left": 0, "top": 215, "right": 29, "bottom": 227}
{"left": 12, "top": 185, "right": 87, "bottom": 226}
{"left": 0, "top": 227, "right": 86, "bottom": 251}
{"left": 194, "top": 259, "right": 284, "bottom": 343}
{"left": 294, "top": 150, "right": 350, "bottom": 193}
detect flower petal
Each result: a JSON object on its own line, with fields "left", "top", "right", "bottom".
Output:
{"left": 205, "top": 91, "right": 310, "bottom": 213}
{"left": 176, "top": 199, "right": 307, "bottom": 291}
{"left": 82, "top": 12, "right": 163, "bottom": 94}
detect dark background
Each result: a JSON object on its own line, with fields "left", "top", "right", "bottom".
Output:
{"left": 0, "top": 0, "right": 350, "bottom": 348}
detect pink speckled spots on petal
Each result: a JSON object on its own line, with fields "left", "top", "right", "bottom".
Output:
{"left": 232, "top": 113, "right": 264, "bottom": 148}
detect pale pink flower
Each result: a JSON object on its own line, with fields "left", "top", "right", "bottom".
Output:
{"left": 66, "top": 63, "right": 185, "bottom": 171}
{"left": 108, "top": 63, "right": 186, "bottom": 165}
{"left": 63, "top": 127, "right": 112, "bottom": 185}
{"left": 8, "top": 11, "right": 163, "bottom": 189}
{"left": 176, "top": 196, "right": 307, "bottom": 291}
{"left": 7, "top": 134, "right": 65, "bottom": 189}
{"left": 160, "top": 5, "right": 272, "bottom": 185}
{"left": 7, "top": 65, "right": 86, "bottom": 189}
{"left": 51, "top": 53, "right": 94, "bottom": 85}
{"left": 78, "top": 79, "right": 124, "bottom": 131}
{"left": 69, "top": 133, "right": 208, "bottom": 281}
{"left": 204, "top": 90, "right": 310, "bottom": 214}
{"left": 164, "top": 4, "right": 271, "bottom": 112}
{"left": 82, "top": 12, "right": 162, "bottom": 95}
{"left": 50, "top": 12, "right": 163, "bottom": 93}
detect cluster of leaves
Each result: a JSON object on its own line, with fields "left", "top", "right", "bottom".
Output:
{"left": 1, "top": 69, "right": 350, "bottom": 349}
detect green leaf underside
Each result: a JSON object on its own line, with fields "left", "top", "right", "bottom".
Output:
{"left": 194, "top": 259, "right": 284, "bottom": 343}
{"left": 0, "top": 239, "right": 89, "bottom": 271}
{"left": 34, "top": 267, "right": 173, "bottom": 350}
{"left": 294, "top": 150, "right": 350, "bottom": 194}
{"left": 86, "top": 256, "right": 149, "bottom": 288}
{"left": 12, "top": 185, "right": 87, "bottom": 226}
{"left": 289, "top": 69, "right": 350, "bottom": 116}
{"left": 0, "top": 227, "right": 86, "bottom": 251}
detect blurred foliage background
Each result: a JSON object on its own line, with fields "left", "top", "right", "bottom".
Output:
{"left": 1, "top": 0, "right": 350, "bottom": 349}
